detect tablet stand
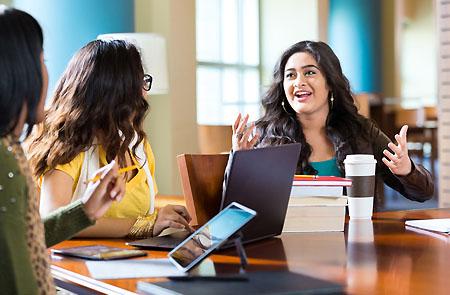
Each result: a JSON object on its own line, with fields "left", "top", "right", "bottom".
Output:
{"left": 231, "top": 231, "right": 248, "bottom": 273}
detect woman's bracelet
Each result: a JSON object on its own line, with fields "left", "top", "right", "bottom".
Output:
{"left": 127, "top": 210, "right": 158, "bottom": 239}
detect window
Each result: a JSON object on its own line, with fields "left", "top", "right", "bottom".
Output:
{"left": 196, "top": 0, "right": 261, "bottom": 125}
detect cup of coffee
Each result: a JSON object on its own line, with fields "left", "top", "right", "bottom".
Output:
{"left": 344, "top": 154, "right": 377, "bottom": 219}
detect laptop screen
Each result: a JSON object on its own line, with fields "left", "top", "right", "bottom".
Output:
{"left": 220, "top": 143, "right": 301, "bottom": 243}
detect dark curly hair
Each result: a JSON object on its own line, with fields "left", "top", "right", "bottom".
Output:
{"left": 256, "top": 41, "right": 366, "bottom": 174}
{"left": 28, "top": 39, "right": 149, "bottom": 178}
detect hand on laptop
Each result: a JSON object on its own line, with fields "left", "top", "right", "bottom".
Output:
{"left": 153, "top": 205, "right": 193, "bottom": 236}
{"left": 232, "top": 113, "right": 259, "bottom": 151}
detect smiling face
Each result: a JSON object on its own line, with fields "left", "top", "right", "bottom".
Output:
{"left": 283, "top": 52, "right": 330, "bottom": 118}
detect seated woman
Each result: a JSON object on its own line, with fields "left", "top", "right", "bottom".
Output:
{"left": 28, "top": 39, "right": 191, "bottom": 239}
{"left": 232, "top": 41, "right": 433, "bottom": 208}
{"left": 0, "top": 6, "right": 124, "bottom": 292}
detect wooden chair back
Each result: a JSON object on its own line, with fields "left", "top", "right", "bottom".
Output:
{"left": 198, "top": 125, "right": 232, "bottom": 154}
{"left": 354, "top": 93, "right": 371, "bottom": 118}
{"left": 177, "top": 153, "right": 229, "bottom": 226}
{"left": 395, "top": 108, "right": 424, "bottom": 128}
{"left": 424, "top": 106, "right": 437, "bottom": 121}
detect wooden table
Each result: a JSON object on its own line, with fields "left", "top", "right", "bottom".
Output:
{"left": 50, "top": 206, "right": 450, "bottom": 294}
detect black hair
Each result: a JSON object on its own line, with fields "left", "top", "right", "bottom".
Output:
{"left": 256, "top": 41, "right": 365, "bottom": 174}
{"left": 0, "top": 6, "right": 44, "bottom": 137}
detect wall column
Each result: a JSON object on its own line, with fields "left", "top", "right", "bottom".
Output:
{"left": 135, "top": 0, "right": 198, "bottom": 194}
{"left": 13, "top": 0, "right": 134, "bottom": 100}
{"left": 328, "top": 0, "right": 381, "bottom": 93}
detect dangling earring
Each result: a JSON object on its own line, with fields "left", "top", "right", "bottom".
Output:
{"left": 330, "top": 94, "right": 335, "bottom": 109}
{"left": 282, "top": 100, "right": 289, "bottom": 114}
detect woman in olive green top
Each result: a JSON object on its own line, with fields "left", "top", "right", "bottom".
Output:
{"left": 0, "top": 6, "right": 125, "bottom": 293}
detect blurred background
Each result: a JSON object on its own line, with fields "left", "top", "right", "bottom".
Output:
{"left": 2, "top": 0, "right": 448, "bottom": 211}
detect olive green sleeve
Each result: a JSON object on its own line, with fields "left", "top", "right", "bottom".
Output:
{"left": 43, "top": 200, "right": 95, "bottom": 247}
{"left": 0, "top": 145, "right": 38, "bottom": 293}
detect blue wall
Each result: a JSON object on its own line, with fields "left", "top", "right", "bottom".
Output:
{"left": 13, "top": 0, "right": 134, "bottom": 101}
{"left": 328, "top": 0, "right": 381, "bottom": 93}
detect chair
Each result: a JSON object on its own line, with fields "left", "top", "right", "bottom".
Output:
{"left": 424, "top": 106, "right": 438, "bottom": 121}
{"left": 177, "top": 153, "right": 229, "bottom": 226}
{"left": 198, "top": 125, "right": 232, "bottom": 154}
{"left": 394, "top": 108, "right": 425, "bottom": 158}
{"left": 354, "top": 93, "right": 371, "bottom": 118}
{"left": 394, "top": 108, "right": 437, "bottom": 175}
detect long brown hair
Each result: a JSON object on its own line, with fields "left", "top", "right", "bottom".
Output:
{"left": 28, "top": 39, "right": 149, "bottom": 177}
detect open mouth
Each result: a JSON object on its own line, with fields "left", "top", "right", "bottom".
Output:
{"left": 294, "top": 90, "right": 312, "bottom": 100}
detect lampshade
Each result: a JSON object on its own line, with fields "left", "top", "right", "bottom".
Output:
{"left": 97, "top": 33, "right": 169, "bottom": 95}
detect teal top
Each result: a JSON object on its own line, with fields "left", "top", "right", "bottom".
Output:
{"left": 310, "top": 158, "right": 342, "bottom": 177}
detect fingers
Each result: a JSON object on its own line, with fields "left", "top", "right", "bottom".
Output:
{"left": 160, "top": 205, "right": 194, "bottom": 231}
{"left": 159, "top": 220, "right": 186, "bottom": 231}
{"left": 233, "top": 113, "right": 242, "bottom": 133}
{"left": 232, "top": 113, "right": 259, "bottom": 151}
{"left": 240, "top": 123, "right": 255, "bottom": 142}
{"left": 395, "top": 125, "right": 408, "bottom": 149}
{"left": 399, "top": 125, "right": 408, "bottom": 141}
{"left": 382, "top": 156, "right": 396, "bottom": 170}
{"left": 383, "top": 149, "right": 400, "bottom": 164}
{"left": 110, "top": 176, "right": 125, "bottom": 201}
{"left": 94, "top": 161, "right": 126, "bottom": 201}
{"left": 248, "top": 131, "right": 260, "bottom": 147}
{"left": 387, "top": 142, "right": 403, "bottom": 159}
{"left": 236, "top": 114, "right": 249, "bottom": 136}
{"left": 93, "top": 160, "right": 118, "bottom": 189}
{"left": 170, "top": 205, "right": 192, "bottom": 223}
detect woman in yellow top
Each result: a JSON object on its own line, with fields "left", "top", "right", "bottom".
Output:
{"left": 28, "top": 39, "right": 191, "bottom": 238}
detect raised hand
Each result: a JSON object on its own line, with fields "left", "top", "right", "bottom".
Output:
{"left": 382, "top": 125, "right": 412, "bottom": 176}
{"left": 232, "top": 113, "right": 259, "bottom": 151}
{"left": 81, "top": 160, "right": 125, "bottom": 221}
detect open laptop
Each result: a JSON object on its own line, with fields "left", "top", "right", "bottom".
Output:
{"left": 220, "top": 143, "right": 300, "bottom": 244}
{"left": 128, "top": 143, "right": 301, "bottom": 249}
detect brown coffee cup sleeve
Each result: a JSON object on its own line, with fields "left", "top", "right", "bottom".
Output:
{"left": 347, "top": 176, "right": 375, "bottom": 198}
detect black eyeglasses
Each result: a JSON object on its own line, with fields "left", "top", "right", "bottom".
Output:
{"left": 143, "top": 74, "right": 153, "bottom": 91}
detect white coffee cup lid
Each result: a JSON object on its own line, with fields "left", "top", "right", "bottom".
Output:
{"left": 344, "top": 154, "right": 377, "bottom": 164}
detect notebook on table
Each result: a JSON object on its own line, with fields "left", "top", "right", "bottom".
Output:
{"left": 405, "top": 219, "right": 450, "bottom": 233}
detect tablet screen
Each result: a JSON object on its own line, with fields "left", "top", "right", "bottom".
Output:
{"left": 168, "top": 202, "right": 256, "bottom": 272}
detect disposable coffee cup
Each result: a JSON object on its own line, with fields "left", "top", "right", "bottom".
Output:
{"left": 344, "top": 154, "right": 377, "bottom": 219}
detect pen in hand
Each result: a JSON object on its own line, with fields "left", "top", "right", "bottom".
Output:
{"left": 84, "top": 164, "right": 138, "bottom": 183}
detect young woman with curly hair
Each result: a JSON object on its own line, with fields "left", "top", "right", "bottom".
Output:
{"left": 232, "top": 41, "right": 433, "bottom": 208}
{"left": 28, "top": 39, "right": 191, "bottom": 238}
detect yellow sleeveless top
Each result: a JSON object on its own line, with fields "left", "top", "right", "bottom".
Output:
{"left": 48, "top": 141, "right": 157, "bottom": 218}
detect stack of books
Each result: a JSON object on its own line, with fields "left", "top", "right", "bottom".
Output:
{"left": 283, "top": 176, "right": 352, "bottom": 233}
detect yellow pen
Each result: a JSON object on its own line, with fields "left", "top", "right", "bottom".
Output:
{"left": 294, "top": 174, "right": 318, "bottom": 179}
{"left": 85, "top": 164, "right": 138, "bottom": 183}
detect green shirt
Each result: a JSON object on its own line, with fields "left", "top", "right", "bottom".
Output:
{"left": 310, "top": 158, "right": 342, "bottom": 177}
{"left": 0, "top": 140, "right": 94, "bottom": 293}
